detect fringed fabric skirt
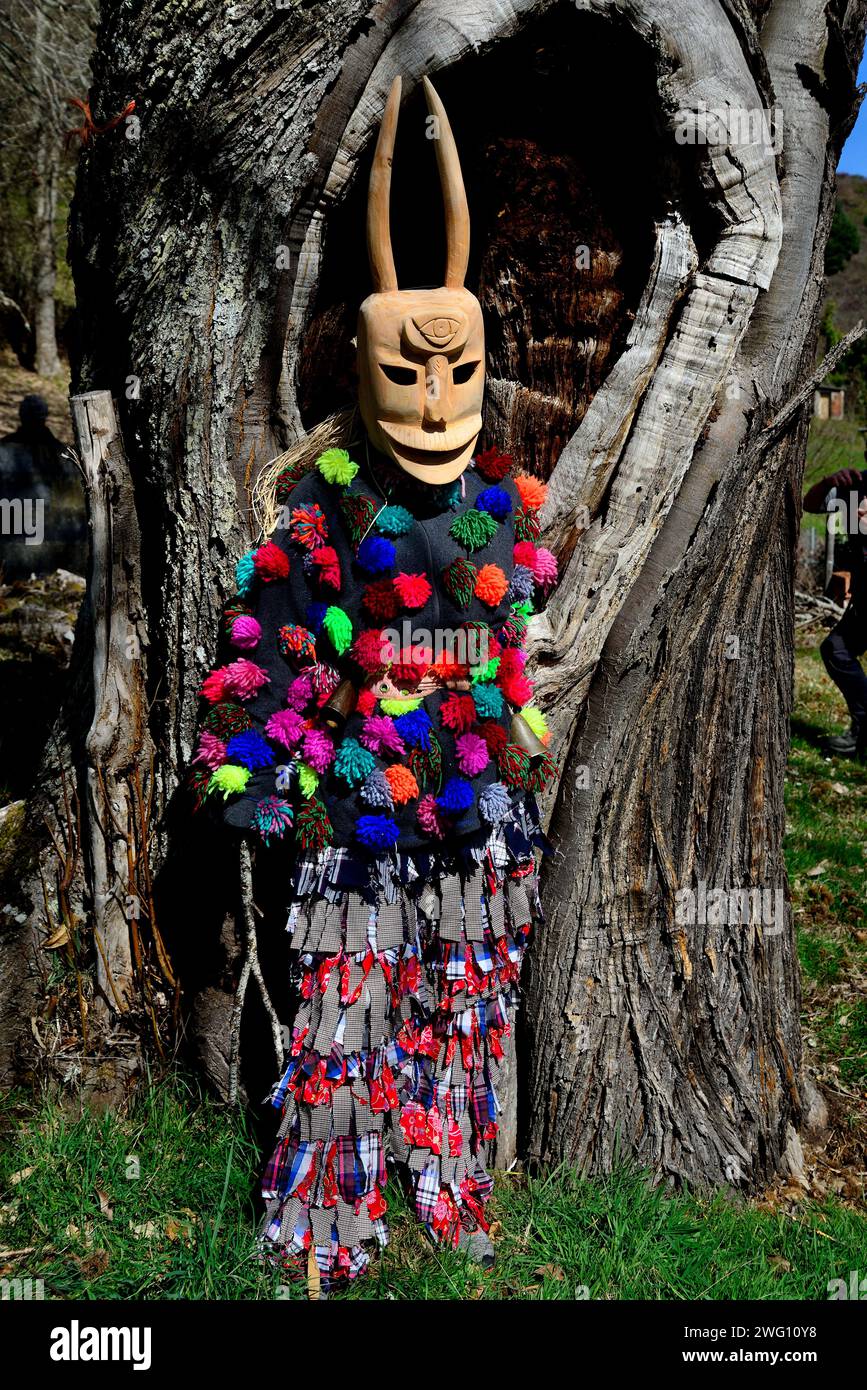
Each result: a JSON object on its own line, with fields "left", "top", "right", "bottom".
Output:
{"left": 257, "top": 799, "right": 544, "bottom": 1291}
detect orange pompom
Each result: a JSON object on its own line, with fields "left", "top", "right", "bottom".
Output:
{"left": 474, "top": 563, "right": 509, "bottom": 607}
{"left": 385, "top": 763, "right": 420, "bottom": 804}
{"left": 514, "top": 473, "right": 547, "bottom": 513}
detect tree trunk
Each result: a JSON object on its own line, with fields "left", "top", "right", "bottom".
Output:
{"left": 31, "top": 4, "right": 62, "bottom": 379}
{"left": 2, "top": 0, "right": 862, "bottom": 1183}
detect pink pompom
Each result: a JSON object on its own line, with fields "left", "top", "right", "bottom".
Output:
{"left": 302, "top": 726, "right": 335, "bottom": 774}
{"left": 193, "top": 731, "right": 227, "bottom": 769}
{"left": 360, "top": 714, "right": 406, "bottom": 757}
{"left": 230, "top": 615, "right": 261, "bottom": 650}
{"left": 222, "top": 659, "right": 270, "bottom": 701}
{"left": 286, "top": 670, "right": 315, "bottom": 711}
{"left": 455, "top": 732, "right": 490, "bottom": 776}
{"left": 265, "top": 708, "right": 305, "bottom": 750}
{"left": 394, "top": 572, "right": 432, "bottom": 610}
{"left": 513, "top": 541, "right": 538, "bottom": 568}
{"left": 417, "top": 794, "right": 445, "bottom": 838}
{"left": 532, "top": 547, "right": 558, "bottom": 588}
{"left": 310, "top": 663, "right": 340, "bottom": 706}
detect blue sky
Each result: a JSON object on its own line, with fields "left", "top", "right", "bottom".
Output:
{"left": 840, "top": 52, "right": 867, "bottom": 174}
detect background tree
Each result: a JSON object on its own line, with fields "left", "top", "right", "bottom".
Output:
{"left": 2, "top": 0, "right": 865, "bottom": 1189}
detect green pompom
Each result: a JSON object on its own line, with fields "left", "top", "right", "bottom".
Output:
{"left": 206, "top": 764, "right": 251, "bottom": 799}
{"left": 296, "top": 797, "right": 333, "bottom": 851}
{"left": 202, "top": 703, "right": 253, "bottom": 738}
{"left": 376, "top": 504, "right": 414, "bottom": 537}
{"left": 323, "top": 605, "right": 353, "bottom": 655}
{"left": 409, "top": 733, "right": 443, "bottom": 792}
{"left": 380, "top": 696, "right": 422, "bottom": 716}
{"left": 274, "top": 456, "right": 312, "bottom": 503}
{"left": 498, "top": 742, "right": 531, "bottom": 789}
{"left": 297, "top": 762, "right": 319, "bottom": 797}
{"left": 471, "top": 656, "right": 501, "bottom": 684}
{"left": 317, "top": 448, "right": 358, "bottom": 486}
{"left": 515, "top": 507, "right": 541, "bottom": 543}
{"left": 339, "top": 493, "right": 378, "bottom": 547}
{"left": 449, "top": 509, "right": 498, "bottom": 553}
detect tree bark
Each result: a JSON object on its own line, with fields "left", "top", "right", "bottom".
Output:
{"left": 1, "top": 0, "right": 862, "bottom": 1185}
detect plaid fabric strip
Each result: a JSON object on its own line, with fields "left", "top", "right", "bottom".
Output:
{"left": 413, "top": 1156, "right": 441, "bottom": 1227}
{"left": 262, "top": 1137, "right": 316, "bottom": 1200}
{"left": 446, "top": 942, "right": 466, "bottom": 981}
{"left": 469, "top": 1067, "right": 495, "bottom": 1130}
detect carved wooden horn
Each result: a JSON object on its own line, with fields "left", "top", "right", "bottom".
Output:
{"left": 367, "top": 75, "right": 402, "bottom": 293}
{"left": 422, "top": 76, "right": 469, "bottom": 289}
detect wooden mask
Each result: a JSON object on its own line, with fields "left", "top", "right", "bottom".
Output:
{"left": 357, "top": 76, "right": 485, "bottom": 484}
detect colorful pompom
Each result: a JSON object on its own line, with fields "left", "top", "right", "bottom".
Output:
{"left": 417, "top": 793, "right": 446, "bottom": 838}
{"left": 200, "top": 668, "right": 228, "bottom": 704}
{"left": 193, "top": 732, "right": 227, "bottom": 771}
{"left": 229, "top": 614, "right": 261, "bottom": 650}
{"left": 301, "top": 726, "right": 335, "bottom": 774}
{"left": 310, "top": 662, "right": 340, "bottom": 704}
{"left": 306, "top": 601, "right": 328, "bottom": 634}
{"left": 286, "top": 670, "right": 315, "bottom": 711}
{"left": 334, "top": 737, "right": 376, "bottom": 786}
{"left": 476, "top": 486, "right": 512, "bottom": 521}
{"left": 409, "top": 735, "right": 443, "bottom": 791}
{"left": 385, "top": 764, "right": 419, "bottom": 804}
{"left": 436, "top": 777, "right": 474, "bottom": 815}
{"left": 455, "top": 732, "right": 490, "bottom": 776}
{"left": 356, "top": 815, "right": 400, "bottom": 850}
{"left": 507, "top": 565, "right": 536, "bottom": 604}
{"left": 440, "top": 694, "right": 477, "bottom": 733}
{"left": 376, "top": 504, "right": 413, "bottom": 537}
{"left": 520, "top": 705, "right": 549, "bottom": 740}
{"left": 252, "top": 796, "right": 294, "bottom": 845}
{"left": 253, "top": 541, "right": 290, "bottom": 582}
{"left": 202, "top": 702, "right": 253, "bottom": 738}
{"left": 474, "top": 563, "right": 509, "bottom": 607}
{"left": 393, "top": 707, "right": 432, "bottom": 749}
{"left": 357, "top": 535, "right": 396, "bottom": 574}
{"left": 514, "top": 473, "right": 547, "bottom": 513}
{"left": 532, "top": 546, "right": 558, "bottom": 589}
{"left": 235, "top": 549, "right": 257, "bottom": 595}
{"left": 474, "top": 447, "right": 513, "bottom": 483}
{"left": 317, "top": 448, "right": 358, "bottom": 486}
{"left": 322, "top": 605, "right": 353, "bottom": 655}
{"left": 360, "top": 769, "right": 394, "bottom": 810}
{"left": 207, "top": 764, "right": 250, "bottom": 799}
{"left": 265, "top": 707, "right": 305, "bottom": 750}
{"left": 478, "top": 720, "right": 509, "bottom": 756}
{"left": 356, "top": 687, "right": 377, "bottom": 717}
{"left": 513, "top": 541, "right": 537, "bottom": 568}
{"left": 290, "top": 503, "right": 328, "bottom": 550}
{"left": 442, "top": 558, "right": 478, "bottom": 608}
{"left": 498, "top": 742, "right": 532, "bottom": 789}
{"left": 360, "top": 714, "right": 405, "bottom": 757}
{"left": 479, "top": 781, "right": 512, "bottom": 824}
{"left": 222, "top": 659, "right": 270, "bottom": 701}
{"left": 449, "top": 509, "right": 498, "bottom": 553}
{"left": 225, "top": 730, "right": 274, "bottom": 770}
{"left": 278, "top": 624, "right": 316, "bottom": 662}
{"left": 188, "top": 768, "right": 212, "bottom": 813}
{"left": 394, "top": 572, "right": 432, "bottom": 610}
{"left": 297, "top": 762, "right": 319, "bottom": 797}
{"left": 274, "top": 456, "right": 312, "bottom": 502}
{"left": 528, "top": 751, "right": 559, "bottom": 795}
{"left": 339, "top": 493, "right": 378, "bottom": 547}
{"left": 296, "top": 797, "right": 333, "bottom": 851}
{"left": 380, "top": 696, "right": 422, "bottom": 717}
{"left": 472, "top": 682, "right": 504, "bottom": 720}
{"left": 514, "top": 507, "right": 541, "bottom": 543}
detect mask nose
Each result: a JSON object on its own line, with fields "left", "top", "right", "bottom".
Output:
{"left": 423, "top": 354, "right": 449, "bottom": 427}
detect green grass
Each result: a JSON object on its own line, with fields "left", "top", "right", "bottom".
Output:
{"left": 0, "top": 1070, "right": 862, "bottom": 1302}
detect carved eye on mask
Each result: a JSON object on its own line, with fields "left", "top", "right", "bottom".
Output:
{"left": 453, "top": 360, "right": 480, "bottom": 384}
{"left": 380, "top": 364, "right": 418, "bottom": 385}
{"left": 416, "top": 316, "right": 462, "bottom": 348}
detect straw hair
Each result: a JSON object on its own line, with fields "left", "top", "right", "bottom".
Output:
{"left": 251, "top": 407, "right": 360, "bottom": 539}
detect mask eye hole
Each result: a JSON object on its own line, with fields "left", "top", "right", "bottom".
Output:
{"left": 380, "top": 364, "right": 417, "bottom": 385}
{"left": 452, "top": 360, "right": 480, "bottom": 384}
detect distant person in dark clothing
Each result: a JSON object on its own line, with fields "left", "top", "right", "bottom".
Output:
{"left": 803, "top": 460, "right": 867, "bottom": 757}
{"left": 0, "top": 394, "right": 88, "bottom": 580}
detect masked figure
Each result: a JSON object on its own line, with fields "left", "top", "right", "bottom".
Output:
{"left": 188, "top": 75, "right": 559, "bottom": 1293}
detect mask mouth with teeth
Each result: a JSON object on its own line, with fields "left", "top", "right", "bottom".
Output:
{"left": 357, "top": 76, "right": 485, "bottom": 485}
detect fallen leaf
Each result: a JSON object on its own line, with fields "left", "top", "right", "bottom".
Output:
{"left": 767, "top": 1255, "right": 791, "bottom": 1273}
{"left": 9, "top": 1167, "right": 34, "bottom": 1186}
{"left": 129, "top": 1221, "right": 159, "bottom": 1240}
{"left": 806, "top": 861, "right": 830, "bottom": 877}
{"left": 95, "top": 1189, "right": 113, "bottom": 1220}
{"left": 42, "top": 925, "right": 70, "bottom": 950}
{"left": 76, "top": 1249, "right": 110, "bottom": 1278}
{"left": 534, "top": 1263, "right": 566, "bottom": 1280}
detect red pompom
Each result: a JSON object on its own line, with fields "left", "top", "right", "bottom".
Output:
{"left": 363, "top": 578, "right": 400, "bottom": 622}
{"left": 351, "top": 628, "right": 387, "bottom": 673}
{"left": 475, "top": 446, "right": 513, "bottom": 482}
{"left": 513, "top": 541, "right": 538, "bottom": 569}
{"left": 253, "top": 540, "right": 289, "bottom": 581}
{"left": 394, "top": 572, "right": 432, "bottom": 610}
{"left": 357, "top": 687, "right": 377, "bottom": 717}
{"left": 312, "top": 545, "right": 341, "bottom": 590}
{"left": 440, "top": 694, "right": 477, "bottom": 733}
{"left": 478, "top": 720, "right": 508, "bottom": 755}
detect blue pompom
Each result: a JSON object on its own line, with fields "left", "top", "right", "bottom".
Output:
{"left": 479, "top": 781, "right": 512, "bottom": 825}
{"left": 507, "top": 565, "right": 535, "bottom": 603}
{"left": 356, "top": 535, "right": 396, "bottom": 574}
{"left": 476, "top": 486, "right": 512, "bottom": 521}
{"left": 376, "top": 505, "right": 414, "bottom": 537}
{"left": 226, "top": 730, "right": 274, "bottom": 770}
{"left": 235, "top": 550, "right": 257, "bottom": 596}
{"left": 393, "top": 707, "right": 432, "bottom": 750}
{"left": 356, "top": 814, "right": 401, "bottom": 849}
{"left": 306, "top": 601, "right": 328, "bottom": 634}
{"left": 436, "top": 777, "right": 475, "bottom": 815}
{"left": 360, "top": 769, "right": 394, "bottom": 810}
